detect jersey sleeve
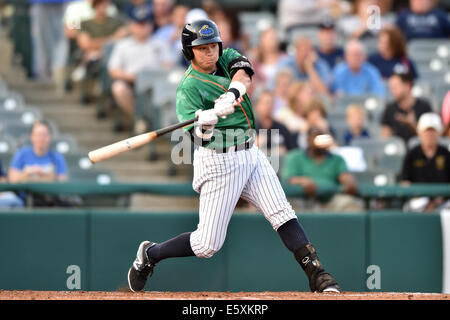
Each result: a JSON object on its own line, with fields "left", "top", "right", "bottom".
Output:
{"left": 176, "top": 87, "right": 204, "bottom": 131}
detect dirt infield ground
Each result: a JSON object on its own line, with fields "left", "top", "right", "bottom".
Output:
{"left": 0, "top": 290, "right": 449, "bottom": 300}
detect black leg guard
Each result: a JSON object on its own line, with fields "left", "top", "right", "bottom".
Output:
{"left": 294, "top": 243, "right": 341, "bottom": 293}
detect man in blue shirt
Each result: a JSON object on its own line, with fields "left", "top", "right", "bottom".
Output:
{"left": 275, "top": 36, "right": 331, "bottom": 96}
{"left": 331, "top": 39, "right": 385, "bottom": 97}
{"left": 396, "top": 0, "right": 450, "bottom": 40}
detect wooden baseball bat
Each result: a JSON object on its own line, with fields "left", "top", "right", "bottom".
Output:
{"left": 88, "top": 117, "right": 198, "bottom": 163}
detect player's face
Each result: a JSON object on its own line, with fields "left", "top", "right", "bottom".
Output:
{"left": 191, "top": 42, "right": 220, "bottom": 73}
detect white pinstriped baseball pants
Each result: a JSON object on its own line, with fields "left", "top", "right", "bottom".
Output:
{"left": 190, "top": 145, "right": 297, "bottom": 258}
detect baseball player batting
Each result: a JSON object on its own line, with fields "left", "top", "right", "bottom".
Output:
{"left": 127, "top": 19, "right": 341, "bottom": 293}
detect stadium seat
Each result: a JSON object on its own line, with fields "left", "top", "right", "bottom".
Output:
{"left": 0, "top": 92, "right": 25, "bottom": 112}
{"left": 51, "top": 135, "right": 80, "bottom": 155}
{"left": 0, "top": 107, "right": 42, "bottom": 126}
{"left": 352, "top": 170, "right": 395, "bottom": 186}
{"left": 408, "top": 39, "right": 450, "bottom": 58}
{"left": 351, "top": 137, "right": 407, "bottom": 171}
{"left": 68, "top": 167, "right": 115, "bottom": 184}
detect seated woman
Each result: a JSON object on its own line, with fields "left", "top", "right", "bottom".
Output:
{"left": 368, "top": 26, "right": 418, "bottom": 80}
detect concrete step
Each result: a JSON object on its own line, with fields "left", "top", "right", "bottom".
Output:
{"left": 130, "top": 194, "right": 198, "bottom": 211}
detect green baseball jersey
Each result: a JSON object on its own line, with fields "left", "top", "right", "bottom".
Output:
{"left": 176, "top": 48, "right": 255, "bottom": 150}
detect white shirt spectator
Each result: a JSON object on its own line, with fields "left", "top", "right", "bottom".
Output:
{"left": 108, "top": 36, "right": 173, "bottom": 75}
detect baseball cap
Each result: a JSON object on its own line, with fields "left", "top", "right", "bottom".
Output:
{"left": 128, "top": 5, "right": 153, "bottom": 23}
{"left": 417, "top": 112, "right": 443, "bottom": 134}
{"left": 319, "top": 18, "right": 335, "bottom": 30}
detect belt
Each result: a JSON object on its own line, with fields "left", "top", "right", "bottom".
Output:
{"left": 216, "top": 140, "right": 253, "bottom": 154}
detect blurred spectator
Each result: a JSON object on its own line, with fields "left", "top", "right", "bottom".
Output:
{"left": 272, "top": 68, "right": 294, "bottom": 118}
{"left": 123, "top": 0, "right": 152, "bottom": 22}
{"left": 29, "top": 0, "right": 73, "bottom": 81}
{"left": 63, "top": 0, "right": 118, "bottom": 40}
{"left": 249, "top": 27, "right": 287, "bottom": 90}
{"left": 303, "top": 99, "right": 333, "bottom": 135}
{"left": 368, "top": 26, "right": 419, "bottom": 80}
{"left": 63, "top": 0, "right": 119, "bottom": 92}
{"left": 254, "top": 90, "right": 297, "bottom": 157}
{"left": 331, "top": 39, "right": 385, "bottom": 97}
{"left": 278, "top": 0, "right": 351, "bottom": 33}
{"left": 316, "top": 18, "right": 344, "bottom": 70}
{"left": 9, "top": 121, "right": 68, "bottom": 184}
{"left": 282, "top": 126, "right": 363, "bottom": 212}
{"left": 0, "top": 160, "right": 24, "bottom": 208}
{"left": 337, "top": 0, "right": 395, "bottom": 40}
{"left": 442, "top": 90, "right": 450, "bottom": 137}
{"left": 77, "top": 0, "right": 127, "bottom": 63}
{"left": 8, "top": 121, "right": 69, "bottom": 207}
{"left": 344, "top": 104, "right": 371, "bottom": 145}
{"left": 401, "top": 112, "right": 450, "bottom": 211}
{"left": 75, "top": 0, "right": 128, "bottom": 102}
{"left": 216, "top": 15, "right": 244, "bottom": 53}
{"left": 276, "top": 81, "right": 313, "bottom": 136}
{"left": 152, "top": 0, "right": 174, "bottom": 30}
{"left": 275, "top": 36, "right": 331, "bottom": 96}
{"left": 396, "top": 0, "right": 450, "bottom": 41}
{"left": 108, "top": 11, "right": 173, "bottom": 131}
{"left": 153, "top": 4, "right": 189, "bottom": 67}
{"left": 381, "top": 70, "right": 432, "bottom": 143}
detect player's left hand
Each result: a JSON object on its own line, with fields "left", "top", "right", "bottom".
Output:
{"left": 214, "top": 92, "right": 236, "bottom": 119}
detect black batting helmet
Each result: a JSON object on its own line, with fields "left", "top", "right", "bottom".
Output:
{"left": 181, "top": 19, "right": 223, "bottom": 60}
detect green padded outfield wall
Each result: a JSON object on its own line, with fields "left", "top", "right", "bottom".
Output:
{"left": 0, "top": 210, "right": 444, "bottom": 292}
{"left": 368, "top": 211, "right": 443, "bottom": 292}
{"left": 0, "top": 210, "right": 89, "bottom": 290}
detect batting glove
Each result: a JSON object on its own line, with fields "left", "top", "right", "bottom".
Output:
{"left": 195, "top": 109, "right": 218, "bottom": 140}
{"left": 214, "top": 81, "right": 247, "bottom": 119}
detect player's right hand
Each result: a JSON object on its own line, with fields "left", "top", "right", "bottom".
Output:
{"left": 196, "top": 109, "right": 218, "bottom": 128}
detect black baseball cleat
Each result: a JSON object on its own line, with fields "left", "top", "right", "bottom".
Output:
{"left": 295, "top": 243, "right": 342, "bottom": 293}
{"left": 128, "top": 241, "right": 157, "bottom": 292}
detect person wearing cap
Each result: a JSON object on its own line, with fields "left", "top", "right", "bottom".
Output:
{"left": 401, "top": 112, "right": 450, "bottom": 211}
{"left": 381, "top": 70, "right": 432, "bottom": 143}
{"left": 108, "top": 8, "right": 173, "bottom": 132}
{"left": 316, "top": 19, "right": 344, "bottom": 70}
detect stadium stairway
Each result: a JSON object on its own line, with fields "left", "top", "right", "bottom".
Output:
{"left": 0, "top": 27, "right": 197, "bottom": 211}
